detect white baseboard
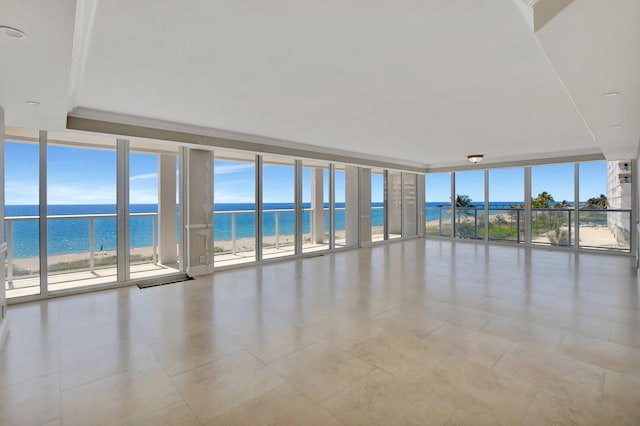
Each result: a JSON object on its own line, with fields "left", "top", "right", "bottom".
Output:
{"left": 0, "top": 317, "right": 9, "bottom": 353}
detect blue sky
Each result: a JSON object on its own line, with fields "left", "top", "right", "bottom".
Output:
{"left": 6, "top": 141, "right": 609, "bottom": 205}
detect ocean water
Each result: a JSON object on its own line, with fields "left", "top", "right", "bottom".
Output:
{"left": 4, "top": 202, "right": 522, "bottom": 259}
{"left": 4, "top": 202, "right": 385, "bottom": 259}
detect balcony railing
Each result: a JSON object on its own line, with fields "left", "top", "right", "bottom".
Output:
{"left": 5, "top": 212, "right": 157, "bottom": 285}
{"left": 424, "top": 206, "right": 631, "bottom": 251}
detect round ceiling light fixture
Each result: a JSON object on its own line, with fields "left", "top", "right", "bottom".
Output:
{"left": 25, "top": 100, "right": 41, "bottom": 106}
{"left": 467, "top": 154, "right": 484, "bottom": 164}
{"left": 0, "top": 25, "right": 27, "bottom": 38}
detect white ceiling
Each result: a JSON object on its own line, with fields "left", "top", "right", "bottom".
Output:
{"left": 1, "top": 0, "right": 638, "bottom": 168}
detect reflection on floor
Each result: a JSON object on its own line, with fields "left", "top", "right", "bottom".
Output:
{"left": 1, "top": 240, "right": 639, "bottom": 425}
{"left": 5, "top": 262, "right": 180, "bottom": 298}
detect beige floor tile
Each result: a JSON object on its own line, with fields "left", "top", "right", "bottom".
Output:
{"left": 350, "top": 332, "right": 449, "bottom": 383}
{"left": 494, "top": 343, "right": 604, "bottom": 395}
{"left": 372, "top": 308, "right": 445, "bottom": 338}
{"left": 0, "top": 374, "right": 60, "bottom": 426}
{"left": 302, "top": 313, "right": 386, "bottom": 351}
{"left": 609, "top": 322, "right": 640, "bottom": 348}
{"left": 270, "top": 340, "right": 374, "bottom": 402}
{"left": 231, "top": 323, "right": 319, "bottom": 364}
{"left": 0, "top": 328, "right": 59, "bottom": 389}
{"left": 522, "top": 385, "right": 618, "bottom": 426}
{"left": 481, "top": 315, "right": 566, "bottom": 351}
{"left": 600, "top": 369, "right": 640, "bottom": 425}
{"left": 419, "top": 355, "right": 538, "bottom": 425}
{"left": 132, "top": 402, "right": 201, "bottom": 426}
{"left": 172, "top": 350, "right": 285, "bottom": 423}
{"left": 209, "top": 383, "right": 343, "bottom": 426}
{"left": 559, "top": 332, "right": 640, "bottom": 377}
{"left": 61, "top": 363, "right": 182, "bottom": 426}
{"left": 422, "top": 301, "right": 496, "bottom": 330}
{"left": 60, "top": 335, "right": 157, "bottom": 390}
{"left": 324, "top": 368, "right": 456, "bottom": 426}
{"left": 423, "top": 323, "right": 512, "bottom": 369}
{"left": 150, "top": 328, "right": 243, "bottom": 376}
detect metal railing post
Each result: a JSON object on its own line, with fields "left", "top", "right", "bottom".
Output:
{"left": 7, "top": 219, "right": 13, "bottom": 286}
{"left": 438, "top": 208, "right": 442, "bottom": 236}
{"left": 516, "top": 209, "right": 521, "bottom": 243}
{"left": 568, "top": 210, "right": 572, "bottom": 247}
{"left": 152, "top": 214, "right": 157, "bottom": 264}
{"left": 231, "top": 212, "right": 237, "bottom": 255}
{"left": 474, "top": 208, "right": 478, "bottom": 239}
{"left": 89, "top": 217, "right": 95, "bottom": 271}
{"left": 275, "top": 211, "right": 280, "bottom": 249}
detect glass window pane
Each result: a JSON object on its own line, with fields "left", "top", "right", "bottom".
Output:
{"left": 263, "top": 157, "right": 295, "bottom": 259}
{"left": 488, "top": 168, "right": 524, "bottom": 243}
{"left": 302, "top": 161, "right": 330, "bottom": 253}
{"left": 579, "top": 161, "right": 630, "bottom": 251}
{"left": 47, "top": 142, "right": 117, "bottom": 292}
{"left": 454, "top": 171, "right": 485, "bottom": 239}
{"left": 213, "top": 153, "right": 256, "bottom": 265}
{"left": 531, "top": 164, "right": 575, "bottom": 247}
{"left": 387, "top": 171, "right": 402, "bottom": 239}
{"left": 425, "top": 173, "right": 451, "bottom": 237}
{"left": 5, "top": 139, "right": 40, "bottom": 298}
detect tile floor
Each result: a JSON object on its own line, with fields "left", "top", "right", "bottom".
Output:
{"left": 1, "top": 239, "right": 639, "bottom": 425}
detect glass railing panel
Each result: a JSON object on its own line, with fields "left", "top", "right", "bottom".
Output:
{"left": 425, "top": 207, "right": 452, "bottom": 237}
{"left": 454, "top": 208, "right": 484, "bottom": 240}
{"left": 531, "top": 208, "right": 574, "bottom": 247}
{"left": 213, "top": 210, "right": 256, "bottom": 265}
{"left": 488, "top": 208, "right": 524, "bottom": 243}
{"left": 5, "top": 216, "right": 40, "bottom": 298}
{"left": 578, "top": 209, "right": 631, "bottom": 252}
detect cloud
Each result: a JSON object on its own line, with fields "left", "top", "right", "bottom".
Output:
{"left": 130, "top": 172, "right": 158, "bottom": 181}
{"left": 214, "top": 163, "right": 254, "bottom": 175}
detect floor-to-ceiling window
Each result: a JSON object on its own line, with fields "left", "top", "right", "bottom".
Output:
{"left": 128, "top": 143, "right": 181, "bottom": 280}
{"left": 4, "top": 133, "right": 40, "bottom": 298}
{"left": 371, "top": 169, "right": 385, "bottom": 242}
{"left": 579, "top": 161, "right": 630, "bottom": 251}
{"left": 302, "top": 160, "right": 330, "bottom": 253}
{"left": 454, "top": 170, "right": 485, "bottom": 239}
{"left": 531, "top": 163, "right": 575, "bottom": 247}
{"left": 402, "top": 173, "right": 417, "bottom": 237}
{"left": 488, "top": 167, "right": 524, "bottom": 243}
{"left": 262, "top": 156, "right": 296, "bottom": 259}
{"left": 425, "top": 173, "right": 451, "bottom": 237}
{"left": 213, "top": 150, "right": 257, "bottom": 266}
{"left": 46, "top": 135, "right": 117, "bottom": 292}
{"left": 334, "top": 164, "right": 357, "bottom": 248}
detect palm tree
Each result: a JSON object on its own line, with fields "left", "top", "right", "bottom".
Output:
{"left": 454, "top": 194, "right": 475, "bottom": 237}
{"left": 583, "top": 194, "right": 608, "bottom": 209}
{"left": 532, "top": 191, "right": 554, "bottom": 208}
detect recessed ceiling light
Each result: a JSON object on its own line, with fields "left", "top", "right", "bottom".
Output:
{"left": 25, "top": 100, "right": 41, "bottom": 106}
{"left": 603, "top": 91, "right": 620, "bottom": 97}
{"left": 608, "top": 124, "right": 623, "bottom": 128}
{"left": 0, "top": 25, "right": 26, "bottom": 38}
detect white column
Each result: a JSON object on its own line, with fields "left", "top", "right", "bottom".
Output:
{"left": 312, "top": 167, "right": 325, "bottom": 243}
{"left": 416, "top": 174, "right": 426, "bottom": 237}
{"left": 388, "top": 171, "right": 402, "bottom": 235}
{"left": 359, "top": 168, "right": 372, "bottom": 246}
{"left": 116, "top": 139, "right": 130, "bottom": 282}
{"left": 402, "top": 173, "right": 417, "bottom": 237}
{"left": 0, "top": 106, "right": 8, "bottom": 351}
{"left": 186, "top": 149, "right": 214, "bottom": 276}
{"left": 158, "top": 154, "right": 177, "bottom": 264}
{"left": 345, "top": 165, "right": 359, "bottom": 247}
